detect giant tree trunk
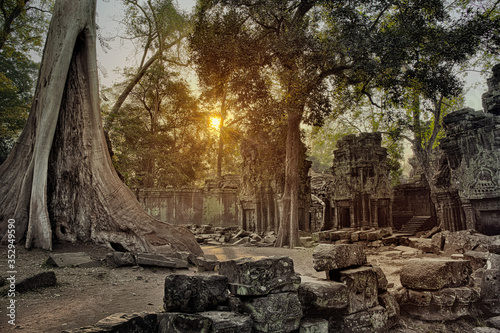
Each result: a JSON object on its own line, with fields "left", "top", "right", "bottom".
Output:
{"left": 0, "top": 0, "right": 202, "bottom": 255}
{"left": 276, "top": 112, "right": 302, "bottom": 248}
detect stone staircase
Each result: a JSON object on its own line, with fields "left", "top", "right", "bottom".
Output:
{"left": 398, "top": 216, "right": 432, "bottom": 235}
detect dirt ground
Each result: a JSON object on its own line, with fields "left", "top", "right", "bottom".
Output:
{"left": 0, "top": 241, "right": 475, "bottom": 333}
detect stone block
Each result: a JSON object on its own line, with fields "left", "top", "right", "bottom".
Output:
{"left": 240, "top": 292, "right": 302, "bottom": 333}
{"left": 488, "top": 253, "right": 500, "bottom": 269}
{"left": 14, "top": 271, "right": 57, "bottom": 293}
{"left": 194, "top": 255, "right": 219, "bottom": 271}
{"left": 372, "top": 265, "right": 388, "bottom": 292}
{"left": 219, "top": 256, "right": 300, "bottom": 296}
{"left": 163, "top": 275, "right": 229, "bottom": 313}
{"left": 464, "top": 251, "right": 489, "bottom": 270}
{"left": 489, "top": 240, "right": 500, "bottom": 255}
{"left": 106, "top": 252, "right": 136, "bottom": 267}
{"left": 487, "top": 316, "right": 500, "bottom": 330}
{"left": 299, "top": 318, "right": 328, "bottom": 333}
{"left": 481, "top": 269, "right": 500, "bottom": 316}
{"left": 64, "top": 312, "right": 158, "bottom": 333}
{"left": 298, "top": 280, "right": 348, "bottom": 315}
{"left": 329, "top": 305, "right": 388, "bottom": 333}
{"left": 378, "top": 292, "right": 400, "bottom": 328}
{"left": 328, "top": 266, "right": 378, "bottom": 314}
{"left": 157, "top": 311, "right": 253, "bottom": 333}
{"left": 46, "top": 252, "right": 100, "bottom": 268}
{"left": 397, "top": 286, "right": 480, "bottom": 321}
{"left": 366, "top": 230, "right": 381, "bottom": 241}
{"left": 136, "top": 253, "right": 188, "bottom": 268}
{"left": 400, "top": 259, "right": 472, "bottom": 290}
{"left": 313, "top": 244, "right": 366, "bottom": 271}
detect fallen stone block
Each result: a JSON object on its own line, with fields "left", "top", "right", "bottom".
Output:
{"left": 397, "top": 286, "right": 480, "bottom": 321}
{"left": 400, "top": 259, "right": 472, "bottom": 290}
{"left": 299, "top": 318, "right": 328, "bottom": 333}
{"left": 46, "top": 252, "right": 100, "bottom": 268}
{"left": 63, "top": 312, "right": 158, "bottom": 333}
{"left": 313, "top": 244, "right": 366, "bottom": 271}
{"left": 240, "top": 292, "right": 302, "bottom": 333}
{"left": 106, "top": 252, "right": 136, "bottom": 267}
{"left": 329, "top": 305, "right": 388, "bottom": 333}
{"left": 194, "top": 255, "right": 219, "bottom": 271}
{"left": 328, "top": 266, "right": 378, "bottom": 315}
{"left": 157, "top": 311, "right": 252, "bottom": 333}
{"left": 163, "top": 275, "right": 229, "bottom": 313}
{"left": 464, "top": 251, "right": 490, "bottom": 270}
{"left": 136, "top": 253, "right": 188, "bottom": 269}
{"left": 488, "top": 253, "right": 500, "bottom": 269}
{"left": 14, "top": 271, "right": 57, "bottom": 293}
{"left": 298, "top": 280, "right": 348, "bottom": 315}
{"left": 378, "top": 292, "right": 400, "bottom": 329}
{"left": 372, "top": 265, "right": 388, "bottom": 292}
{"left": 487, "top": 316, "right": 500, "bottom": 330}
{"left": 219, "top": 256, "right": 300, "bottom": 296}
{"left": 480, "top": 269, "right": 500, "bottom": 316}
{"left": 490, "top": 240, "right": 500, "bottom": 255}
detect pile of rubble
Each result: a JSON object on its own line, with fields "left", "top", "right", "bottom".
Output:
{"left": 189, "top": 225, "right": 278, "bottom": 247}
{"left": 65, "top": 244, "right": 402, "bottom": 333}
{"left": 313, "top": 228, "right": 393, "bottom": 247}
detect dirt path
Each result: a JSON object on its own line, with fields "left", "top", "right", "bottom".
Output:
{"left": 0, "top": 242, "right": 437, "bottom": 333}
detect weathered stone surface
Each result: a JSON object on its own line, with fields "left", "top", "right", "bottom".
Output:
{"left": 400, "top": 259, "right": 472, "bottom": 290}
{"left": 46, "top": 252, "right": 100, "bottom": 268}
{"left": 432, "top": 231, "right": 499, "bottom": 253}
{"left": 194, "top": 255, "right": 219, "bottom": 271}
{"left": 219, "top": 256, "right": 300, "bottom": 296}
{"left": 464, "top": 251, "right": 490, "bottom": 270}
{"left": 298, "top": 280, "right": 348, "bottom": 314}
{"left": 397, "top": 286, "right": 480, "bottom": 321}
{"left": 106, "top": 252, "right": 136, "bottom": 267}
{"left": 63, "top": 312, "right": 158, "bottom": 333}
{"left": 473, "top": 328, "right": 500, "bottom": 333}
{"left": 157, "top": 311, "right": 253, "bottom": 333}
{"left": 299, "top": 318, "right": 328, "bottom": 333}
{"left": 488, "top": 253, "right": 500, "bottom": 270}
{"left": 240, "top": 292, "right": 302, "bottom": 333}
{"left": 490, "top": 240, "right": 500, "bottom": 255}
{"left": 378, "top": 292, "right": 400, "bottom": 329}
{"left": 329, "top": 305, "right": 388, "bottom": 333}
{"left": 163, "top": 275, "right": 229, "bottom": 313}
{"left": 487, "top": 316, "right": 500, "bottom": 330}
{"left": 372, "top": 265, "right": 388, "bottom": 292}
{"left": 328, "top": 266, "right": 378, "bottom": 315}
{"left": 13, "top": 271, "right": 57, "bottom": 293}
{"left": 481, "top": 269, "right": 500, "bottom": 316}
{"left": 313, "top": 244, "right": 366, "bottom": 271}
{"left": 136, "top": 253, "right": 188, "bottom": 268}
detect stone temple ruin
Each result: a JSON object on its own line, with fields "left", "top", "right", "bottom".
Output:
{"left": 135, "top": 65, "right": 500, "bottom": 240}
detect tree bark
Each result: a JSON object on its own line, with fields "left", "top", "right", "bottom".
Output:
{"left": 0, "top": 0, "right": 202, "bottom": 255}
{"left": 275, "top": 111, "right": 302, "bottom": 248}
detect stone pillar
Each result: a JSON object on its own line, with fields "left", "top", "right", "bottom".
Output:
{"left": 462, "top": 200, "right": 476, "bottom": 230}
{"left": 373, "top": 199, "right": 379, "bottom": 228}
{"left": 350, "top": 199, "right": 356, "bottom": 229}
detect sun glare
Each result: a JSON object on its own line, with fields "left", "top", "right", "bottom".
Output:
{"left": 210, "top": 116, "right": 222, "bottom": 130}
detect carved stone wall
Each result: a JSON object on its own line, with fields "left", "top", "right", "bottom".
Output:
{"left": 437, "top": 65, "right": 500, "bottom": 235}
{"left": 238, "top": 136, "right": 312, "bottom": 233}
{"left": 327, "top": 132, "right": 393, "bottom": 230}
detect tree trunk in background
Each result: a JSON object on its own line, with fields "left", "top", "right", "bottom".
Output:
{"left": 0, "top": 0, "right": 202, "bottom": 255}
{"left": 276, "top": 111, "right": 302, "bottom": 248}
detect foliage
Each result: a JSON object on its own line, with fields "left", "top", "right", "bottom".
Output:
{"left": 0, "top": 0, "right": 52, "bottom": 163}
{"left": 104, "top": 63, "right": 212, "bottom": 188}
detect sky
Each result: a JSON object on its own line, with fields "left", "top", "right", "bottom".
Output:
{"left": 95, "top": 0, "right": 197, "bottom": 87}
{"left": 95, "top": 0, "right": 487, "bottom": 111}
